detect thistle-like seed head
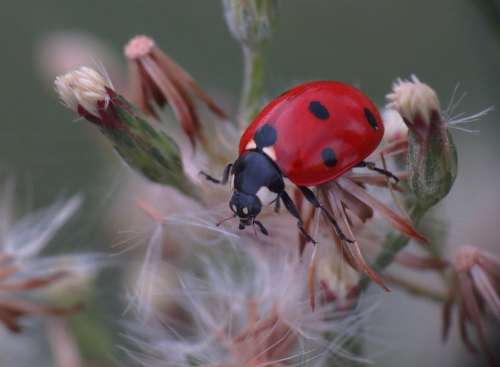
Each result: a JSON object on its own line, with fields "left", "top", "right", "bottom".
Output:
{"left": 222, "top": 0, "right": 278, "bottom": 48}
{"left": 54, "top": 66, "right": 111, "bottom": 117}
{"left": 386, "top": 75, "right": 440, "bottom": 126}
{"left": 386, "top": 75, "right": 457, "bottom": 212}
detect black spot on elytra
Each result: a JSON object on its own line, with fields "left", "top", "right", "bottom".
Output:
{"left": 254, "top": 124, "right": 277, "bottom": 148}
{"left": 364, "top": 108, "right": 378, "bottom": 130}
{"left": 321, "top": 147, "right": 337, "bottom": 167}
{"left": 309, "top": 101, "right": 330, "bottom": 120}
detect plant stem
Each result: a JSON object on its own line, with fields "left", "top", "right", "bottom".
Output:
{"left": 359, "top": 205, "right": 426, "bottom": 291}
{"left": 238, "top": 45, "right": 265, "bottom": 127}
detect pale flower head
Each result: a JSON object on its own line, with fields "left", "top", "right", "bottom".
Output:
{"left": 0, "top": 181, "right": 104, "bottom": 333}
{"left": 124, "top": 35, "right": 156, "bottom": 60}
{"left": 386, "top": 75, "right": 440, "bottom": 125}
{"left": 54, "top": 66, "right": 111, "bottom": 117}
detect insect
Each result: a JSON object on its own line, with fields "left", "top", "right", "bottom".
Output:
{"left": 201, "top": 81, "right": 398, "bottom": 243}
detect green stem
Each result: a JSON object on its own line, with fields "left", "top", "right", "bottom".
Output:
{"left": 238, "top": 45, "right": 265, "bottom": 127}
{"left": 359, "top": 205, "right": 426, "bottom": 291}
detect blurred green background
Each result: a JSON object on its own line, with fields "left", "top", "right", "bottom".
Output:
{"left": 0, "top": 0, "right": 499, "bottom": 366}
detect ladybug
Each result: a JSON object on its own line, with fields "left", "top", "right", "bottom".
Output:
{"left": 201, "top": 81, "right": 398, "bottom": 242}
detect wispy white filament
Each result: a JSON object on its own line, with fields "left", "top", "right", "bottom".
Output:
{"left": 2, "top": 196, "right": 82, "bottom": 261}
{"left": 126, "top": 241, "right": 373, "bottom": 367}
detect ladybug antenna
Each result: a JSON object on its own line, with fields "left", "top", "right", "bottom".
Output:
{"left": 357, "top": 161, "right": 399, "bottom": 183}
{"left": 216, "top": 213, "right": 237, "bottom": 227}
{"left": 254, "top": 219, "right": 269, "bottom": 236}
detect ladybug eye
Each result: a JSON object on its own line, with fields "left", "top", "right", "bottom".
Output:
{"left": 242, "top": 207, "right": 249, "bottom": 215}
{"left": 230, "top": 203, "right": 237, "bottom": 213}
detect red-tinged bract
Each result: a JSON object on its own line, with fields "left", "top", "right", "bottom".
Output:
{"left": 239, "top": 81, "right": 384, "bottom": 186}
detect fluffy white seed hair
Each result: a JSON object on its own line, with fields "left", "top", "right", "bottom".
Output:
{"left": 386, "top": 75, "right": 440, "bottom": 124}
{"left": 54, "top": 66, "right": 111, "bottom": 117}
{"left": 124, "top": 242, "right": 373, "bottom": 367}
{"left": 1, "top": 195, "right": 82, "bottom": 261}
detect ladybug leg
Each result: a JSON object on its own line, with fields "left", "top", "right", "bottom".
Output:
{"left": 272, "top": 196, "right": 281, "bottom": 213}
{"left": 199, "top": 163, "right": 233, "bottom": 185}
{"left": 253, "top": 219, "right": 269, "bottom": 236}
{"left": 357, "top": 161, "right": 399, "bottom": 183}
{"left": 298, "top": 186, "right": 354, "bottom": 244}
{"left": 279, "top": 191, "right": 317, "bottom": 244}
{"left": 216, "top": 214, "right": 237, "bottom": 227}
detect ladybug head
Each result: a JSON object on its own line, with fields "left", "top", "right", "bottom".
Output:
{"left": 229, "top": 191, "right": 262, "bottom": 226}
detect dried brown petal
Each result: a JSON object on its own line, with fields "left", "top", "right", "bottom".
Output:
{"left": 457, "top": 295, "right": 478, "bottom": 353}
{"left": 478, "top": 255, "right": 500, "bottom": 283}
{"left": 151, "top": 47, "right": 227, "bottom": 118}
{"left": 307, "top": 246, "right": 317, "bottom": 310}
{"left": 0, "top": 298, "right": 82, "bottom": 317}
{"left": 330, "top": 187, "right": 389, "bottom": 291}
{"left": 0, "top": 271, "right": 67, "bottom": 291}
{"left": 457, "top": 271, "right": 495, "bottom": 364}
{"left": 470, "top": 265, "right": 500, "bottom": 319}
{"left": 396, "top": 252, "right": 448, "bottom": 271}
{"left": 442, "top": 273, "right": 457, "bottom": 341}
{"left": 332, "top": 182, "right": 374, "bottom": 222}
{"left": 337, "top": 177, "right": 427, "bottom": 243}
{"left": 318, "top": 188, "right": 360, "bottom": 271}
{"left": 0, "top": 307, "right": 23, "bottom": 333}
{"left": 141, "top": 57, "right": 199, "bottom": 146}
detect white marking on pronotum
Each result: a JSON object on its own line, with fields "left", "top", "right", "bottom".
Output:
{"left": 229, "top": 174, "right": 235, "bottom": 191}
{"left": 256, "top": 186, "right": 276, "bottom": 206}
{"left": 263, "top": 146, "right": 277, "bottom": 161}
{"left": 245, "top": 140, "right": 257, "bottom": 150}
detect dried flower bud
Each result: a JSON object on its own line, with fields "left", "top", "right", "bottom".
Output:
{"left": 0, "top": 194, "right": 90, "bottom": 333}
{"left": 386, "top": 75, "right": 457, "bottom": 211}
{"left": 442, "top": 245, "right": 500, "bottom": 366}
{"left": 124, "top": 35, "right": 227, "bottom": 147}
{"left": 222, "top": 0, "right": 277, "bottom": 48}
{"left": 55, "top": 67, "right": 194, "bottom": 196}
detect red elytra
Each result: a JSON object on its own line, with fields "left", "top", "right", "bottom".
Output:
{"left": 239, "top": 81, "right": 384, "bottom": 186}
